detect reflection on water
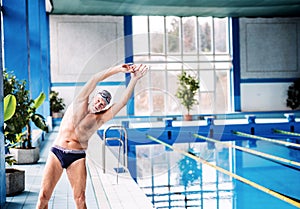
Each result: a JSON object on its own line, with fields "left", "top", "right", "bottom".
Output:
{"left": 136, "top": 141, "right": 300, "bottom": 209}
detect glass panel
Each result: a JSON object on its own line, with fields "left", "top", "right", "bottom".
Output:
{"left": 200, "top": 92, "right": 215, "bottom": 114}
{"left": 166, "top": 16, "right": 180, "bottom": 53}
{"left": 167, "top": 71, "right": 182, "bottom": 115}
{"left": 200, "top": 70, "right": 214, "bottom": 92}
{"left": 149, "top": 16, "right": 165, "bottom": 54}
{"left": 198, "top": 17, "right": 212, "bottom": 53}
{"left": 182, "top": 17, "right": 197, "bottom": 53}
{"left": 215, "top": 70, "right": 229, "bottom": 113}
{"left": 135, "top": 74, "right": 150, "bottom": 115}
{"left": 150, "top": 71, "right": 166, "bottom": 115}
{"left": 151, "top": 90, "right": 165, "bottom": 115}
{"left": 133, "top": 16, "right": 149, "bottom": 54}
{"left": 132, "top": 16, "right": 148, "bottom": 35}
{"left": 214, "top": 18, "right": 229, "bottom": 53}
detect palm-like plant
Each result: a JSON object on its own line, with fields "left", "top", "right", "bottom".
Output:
{"left": 4, "top": 94, "right": 17, "bottom": 165}
{"left": 3, "top": 69, "right": 47, "bottom": 149}
{"left": 4, "top": 94, "right": 16, "bottom": 122}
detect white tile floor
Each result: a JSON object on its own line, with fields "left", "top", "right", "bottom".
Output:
{"left": 4, "top": 128, "right": 98, "bottom": 209}
{"left": 86, "top": 133, "right": 154, "bottom": 209}
{"left": 4, "top": 127, "right": 154, "bottom": 209}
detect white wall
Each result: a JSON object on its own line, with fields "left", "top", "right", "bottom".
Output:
{"left": 49, "top": 15, "right": 127, "bottom": 115}
{"left": 241, "top": 83, "right": 291, "bottom": 112}
{"left": 239, "top": 17, "right": 300, "bottom": 112}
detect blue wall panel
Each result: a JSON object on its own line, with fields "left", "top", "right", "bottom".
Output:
{"left": 39, "top": 0, "right": 51, "bottom": 117}
{"left": 3, "top": 0, "right": 51, "bottom": 118}
{"left": 0, "top": 13, "right": 6, "bottom": 207}
{"left": 3, "top": 0, "right": 29, "bottom": 82}
{"left": 28, "top": 0, "right": 42, "bottom": 100}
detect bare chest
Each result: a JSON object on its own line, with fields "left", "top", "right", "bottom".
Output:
{"left": 75, "top": 113, "right": 102, "bottom": 139}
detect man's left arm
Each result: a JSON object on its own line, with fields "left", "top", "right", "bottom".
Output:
{"left": 101, "top": 64, "right": 149, "bottom": 122}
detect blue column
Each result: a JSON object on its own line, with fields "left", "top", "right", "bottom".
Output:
{"left": 0, "top": 12, "right": 6, "bottom": 207}
{"left": 28, "top": 0, "right": 41, "bottom": 100}
{"left": 2, "top": 0, "right": 29, "bottom": 81}
{"left": 124, "top": 16, "right": 134, "bottom": 115}
{"left": 231, "top": 18, "right": 241, "bottom": 112}
{"left": 28, "top": 0, "right": 50, "bottom": 117}
{"left": 3, "top": 0, "right": 51, "bottom": 118}
{"left": 39, "top": 0, "right": 51, "bottom": 117}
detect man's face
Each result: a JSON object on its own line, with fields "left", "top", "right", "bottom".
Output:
{"left": 91, "top": 94, "right": 107, "bottom": 113}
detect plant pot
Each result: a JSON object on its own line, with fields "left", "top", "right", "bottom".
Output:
{"left": 9, "top": 147, "right": 40, "bottom": 164}
{"left": 52, "top": 112, "right": 63, "bottom": 118}
{"left": 6, "top": 168, "right": 25, "bottom": 196}
{"left": 184, "top": 114, "right": 193, "bottom": 121}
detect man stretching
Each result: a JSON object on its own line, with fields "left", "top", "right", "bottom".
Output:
{"left": 36, "top": 63, "right": 149, "bottom": 209}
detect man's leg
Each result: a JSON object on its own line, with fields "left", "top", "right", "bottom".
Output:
{"left": 66, "top": 158, "right": 87, "bottom": 209}
{"left": 36, "top": 152, "right": 64, "bottom": 209}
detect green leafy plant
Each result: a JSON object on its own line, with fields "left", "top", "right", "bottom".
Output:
{"left": 4, "top": 94, "right": 16, "bottom": 122}
{"left": 3, "top": 69, "right": 48, "bottom": 149}
{"left": 4, "top": 94, "right": 17, "bottom": 166}
{"left": 286, "top": 79, "right": 300, "bottom": 110}
{"left": 176, "top": 71, "right": 200, "bottom": 115}
{"left": 50, "top": 90, "right": 65, "bottom": 113}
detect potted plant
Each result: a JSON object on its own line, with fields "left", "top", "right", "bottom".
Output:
{"left": 286, "top": 79, "right": 300, "bottom": 110}
{"left": 3, "top": 69, "right": 48, "bottom": 164}
{"left": 4, "top": 94, "right": 25, "bottom": 196}
{"left": 50, "top": 90, "right": 65, "bottom": 118}
{"left": 176, "top": 71, "right": 200, "bottom": 121}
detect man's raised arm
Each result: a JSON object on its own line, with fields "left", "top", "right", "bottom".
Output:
{"left": 75, "top": 64, "right": 134, "bottom": 103}
{"left": 102, "top": 64, "right": 149, "bottom": 122}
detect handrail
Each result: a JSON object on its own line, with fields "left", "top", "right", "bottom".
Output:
{"left": 102, "top": 125, "right": 128, "bottom": 175}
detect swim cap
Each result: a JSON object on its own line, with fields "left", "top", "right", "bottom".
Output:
{"left": 98, "top": 90, "right": 111, "bottom": 105}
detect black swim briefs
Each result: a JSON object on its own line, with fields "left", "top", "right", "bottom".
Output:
{"left": 51, "top": 145, "right": 86, "bottom": 169}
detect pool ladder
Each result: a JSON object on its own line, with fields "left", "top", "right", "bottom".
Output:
{"left": 102, "top": 125, "right": 128, "bottom": 183}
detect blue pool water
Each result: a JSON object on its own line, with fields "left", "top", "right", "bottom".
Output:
{"left": 135, "top": 140, "right": 300, "bottom": 209}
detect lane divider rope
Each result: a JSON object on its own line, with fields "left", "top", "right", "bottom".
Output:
{"left": 193, "top": 133, "right": 300, "bottom": 167}
{"left": 232, "top": 131, "right": 300, "bottom": 148}
{"left": 146, "top": 134, "right": 300, "bottom": 208}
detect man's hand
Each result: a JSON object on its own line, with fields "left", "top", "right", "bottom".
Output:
{"left": 131, "top": 64, "right": 149, "bottom": 80}
{"left": 120, "top": 63, "right": 135, "bottom": 73}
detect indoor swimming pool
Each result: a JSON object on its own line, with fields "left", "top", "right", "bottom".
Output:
{"left": 135, "top": 138, "right": 300, "bottom": 209}
{"left": 99, "top": 115, "right": 300, "bottom": 209}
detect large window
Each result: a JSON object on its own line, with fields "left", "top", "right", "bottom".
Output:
{"left": 132, "top": 16, "right": 232, "bottom": 116}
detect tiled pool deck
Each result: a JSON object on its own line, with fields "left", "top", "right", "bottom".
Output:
{"left": 3, "top": 127, "right": 154, "bottom": 209}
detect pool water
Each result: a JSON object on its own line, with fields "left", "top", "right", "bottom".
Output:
{"left": 135, "top": 140, "right": 300, "bottom": 209}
